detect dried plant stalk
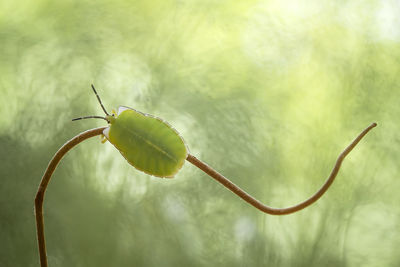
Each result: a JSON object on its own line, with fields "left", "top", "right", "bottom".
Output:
{"left": 35, "top": 127, "right": 106, "bottom": 267}
{"left": 187, "top": 123, "right": 377, "bottom": 215}
{"left": 35, "top": 123, "right": 376, "bottom": 266}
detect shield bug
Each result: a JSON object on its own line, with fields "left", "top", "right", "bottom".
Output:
{"left": 72, "top": 85, "right": 188, "bottom": 178}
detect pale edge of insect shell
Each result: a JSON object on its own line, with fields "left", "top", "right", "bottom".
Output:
{"left": 103, "top": 127, "right": 111, "bottom": 139}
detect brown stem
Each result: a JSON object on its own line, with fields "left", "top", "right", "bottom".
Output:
{"left": 35, "top": 127, "right": 106, "bottom": 267}
{"left": 186, "top": 123, "right": 377, "bottom": 215}
{"left": 35, "top": 123, "right": 376, "bottom": 266}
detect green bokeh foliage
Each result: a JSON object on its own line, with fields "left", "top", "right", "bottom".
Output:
{"left": 0, "top": 0, "right": 398, "bottom": 266}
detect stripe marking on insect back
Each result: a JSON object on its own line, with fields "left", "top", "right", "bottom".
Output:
{"left": 103, "top": 106, "right": 188, "bottom": 178}
{"left": 114, "top": 107, "right": 177, "bottom": 162}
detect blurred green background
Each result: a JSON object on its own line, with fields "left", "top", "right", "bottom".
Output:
{"left": 0, "top": 0, "right": 398, "bottom": 266}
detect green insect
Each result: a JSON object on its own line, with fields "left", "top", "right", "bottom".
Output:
{"left": 72, "top": 85, "right": 188, "bottom": 178}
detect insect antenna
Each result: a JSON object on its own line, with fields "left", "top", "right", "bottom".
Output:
{"left": 91, "top": 84, "right": 110, "bottom": 116}
{"left": 72, "top": 115, "right": 109, "bottom": 122}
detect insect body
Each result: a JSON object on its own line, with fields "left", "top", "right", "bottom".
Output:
{"left": 73, "top": 85, "right": 188, "bottom": 178}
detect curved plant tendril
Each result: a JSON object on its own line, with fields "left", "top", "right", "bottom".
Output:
{"left": 35, "top": 127, "right": 106, "bottom": 267}
{"left": 35, "top": 123, "right": 376, "bottom": 267}
{"left": 187, "top": 123, "right": 377, "bottom": 215}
